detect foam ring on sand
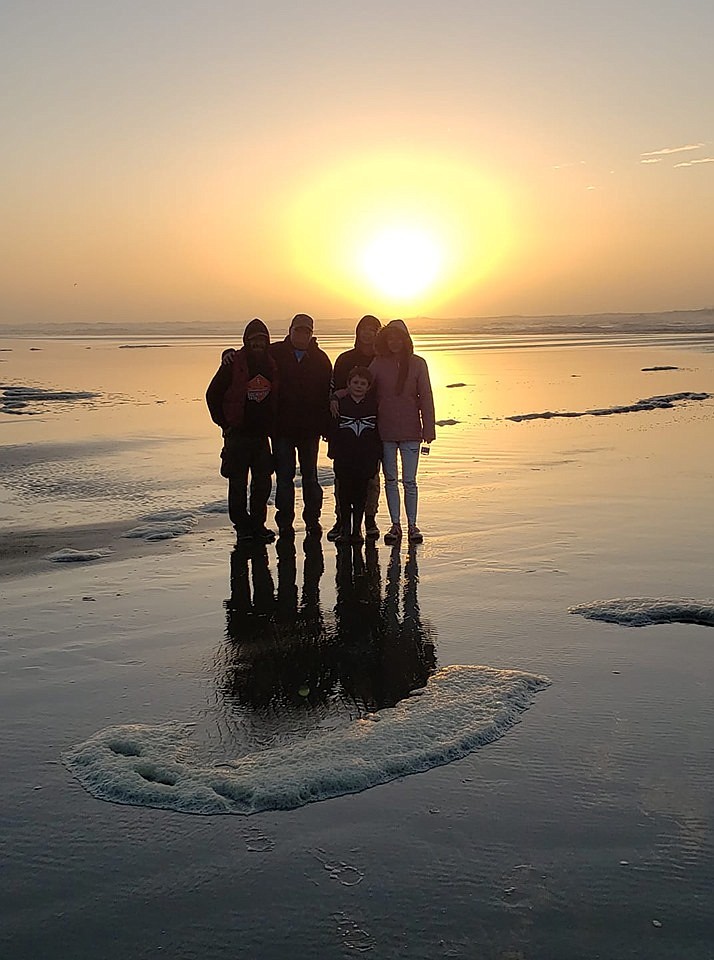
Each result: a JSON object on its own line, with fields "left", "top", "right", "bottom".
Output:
{"left": 62, "top": 665, "right": 550, "bottom": 815}
{"left": 569, "top": 597, "right": 714, "bottom": 627}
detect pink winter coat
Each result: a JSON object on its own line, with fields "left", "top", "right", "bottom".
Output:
{"left": 369, "top": 353, "right": 436, "bottom": 442}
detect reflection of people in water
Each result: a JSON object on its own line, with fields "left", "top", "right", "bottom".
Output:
{"left": 216, "top": 540, "right": 436, "bottom": 726}
{"left": 335, "top": 543, "right": 436, "bottom": 714}
{"left": 224, "top": 542, "right": 275, "bottom": 632}
{"left": 220, "top": 539, "right": 337, "bottom": 714}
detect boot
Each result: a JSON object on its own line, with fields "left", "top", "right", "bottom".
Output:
{"left": 365, "top": 515, "right": 380, "bottom": 539}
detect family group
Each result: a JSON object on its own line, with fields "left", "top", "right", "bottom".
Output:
{"left": 206, "top": 314, "right": 436, "bottom": 546}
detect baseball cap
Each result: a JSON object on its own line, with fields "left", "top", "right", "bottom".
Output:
{"left": 290, "top": 313, "right": 314, "bottom": 331}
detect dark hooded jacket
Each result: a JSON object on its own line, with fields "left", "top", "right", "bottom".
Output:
{"left": 328, "top": 393, "right": 381, "bottom": 480}
{"left": 269, "top": 334, "right": 332, "bottom": 440}
{"left": 331, "top": 316, "right": 381, "bottom": 392}
{"left": 206, "top": 319, "right": 278, "bottom": 434}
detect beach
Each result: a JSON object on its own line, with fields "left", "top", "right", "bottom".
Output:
{"left": 2, "top": 330, "right": 714, "bottom": 958}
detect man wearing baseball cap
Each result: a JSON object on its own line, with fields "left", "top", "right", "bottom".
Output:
{"left": 269, "top": 314, "right": 332, "bottom": 538}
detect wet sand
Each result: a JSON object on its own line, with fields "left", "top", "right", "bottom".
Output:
{"left": 0, "top": 518, "right": 222, "bottom": 580}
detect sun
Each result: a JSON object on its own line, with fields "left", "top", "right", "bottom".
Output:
{"left": 283, "top": 150, "right": 513, "bottom": 313}
{"left": 360, "top": 226, "right": 443, "bottom": 300}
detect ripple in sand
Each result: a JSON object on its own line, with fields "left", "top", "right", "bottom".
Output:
{"left": 62, "top": 665, "right": 551, "bottom": 815}
{"left": 569, "top": 598, "right": 714, "bottom": 627}
{"left": 507, "top": 391, "right": 709, "bottom": 422}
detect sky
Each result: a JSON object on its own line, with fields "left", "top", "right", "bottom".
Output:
{"left": 1, "top": 0, "right": 712, "bottom": 327}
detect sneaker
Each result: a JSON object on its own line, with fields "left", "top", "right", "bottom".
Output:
{"left": 365, "top": 515, "right": 380, "bottom": 539}
{"left": 234, "top": 526, "right": 254, "bottom": 542}
{"left": 351, "top": 532, "right": 365, "bottom": 545}
{"left": 408, "top": 524, "right": 423, "bottom": 544}
{"left": 335, "top": 526, "right": 352, "bottom": 544}
{"left": 326, "top": 522, "right": 341, "bottom": 542}
{"left": 253, "top": 526, "right": 276, "bottom": 543}
{"left": 305, "top": 521, "right": 322, "bottom": 538}
{"left": 383, "top": 523, "right": 402, "bottom": 545}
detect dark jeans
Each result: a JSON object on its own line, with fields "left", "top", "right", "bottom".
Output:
{"left": 272, "top": 435, "right": 323, "bottom": 529}
{"left": 333, "top": 473, "right": 380, "bottom": 523}
{"left": 222, "top": 434, "right": 273, "bottom": 534}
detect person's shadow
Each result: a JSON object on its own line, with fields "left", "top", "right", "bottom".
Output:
{"left": 219, "top": 538, "right": 337, "bottom": 718}
{"left": 214, "top": 539, "right": 437, "bottom": 743}
{"left": 334, "top": 542, "right": 437, "bottom": 715}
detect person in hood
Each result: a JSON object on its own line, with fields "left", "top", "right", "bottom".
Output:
{"left": 369, "top": 319, "right": 436, "bottom": 544}
{"left": 327, "top": 314, "right": 382, "bottom": 542}
{"left": 206, "top": 319, "right": 278, "bottom": 542}
{"left": 220, "top": 313, "right": 332, "bottom": 539}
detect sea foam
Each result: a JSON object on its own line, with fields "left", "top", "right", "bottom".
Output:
{"left": 46, "top": 548, "right": 112, "bottom": 563}
{"left": 507, "top": 391, "right": 709, "bottom": 422}
{"left": 569, "top": 598, "right": 714, "bottom": 627}
{"left": 123, "top": 509, "right": 198, "bottom": 541}
{"left": 63, "top": 664, "right": 550, "bottom": 815}
{"left": 0, "top": 384, "right": 101, "bottom": 415}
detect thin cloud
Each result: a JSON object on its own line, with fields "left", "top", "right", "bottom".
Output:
{"left": 640, "top": 158, "right": 662, "bottom": 164}
{"left": 552, "top": 160, "right": 587, "bottom": 169}
{"left": 674, "top": 157, "right": 714, "bottom": 168}
{"left": 641, "top": 143, "right": 705, "bottom": 157}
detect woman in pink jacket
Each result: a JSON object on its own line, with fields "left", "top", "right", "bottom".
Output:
{"left": 369, "top": 319, "right": 436, "bottom": 544}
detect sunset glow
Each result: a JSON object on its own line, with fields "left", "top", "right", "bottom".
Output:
{"left": 285, "top": 152, "right": 513, "bottom": 314}
{"left": 1, "top": 2, "right": 711, "bottom": 327}
{"left": 360, "top": 226, "right": 443, "bottom": 301}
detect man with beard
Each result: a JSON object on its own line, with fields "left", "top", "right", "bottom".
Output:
{"left": 269, "top": 314, "right": 332, "bottom": 538}
{"left": 206, "top": 318, "right": 278, "bottom": 542}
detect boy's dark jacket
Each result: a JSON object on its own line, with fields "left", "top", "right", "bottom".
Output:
{"left": 269, "top": 336, "right": 332, "bottom": 440}
{"left": 329, "top": 394, "right": 381, "bottom": 479}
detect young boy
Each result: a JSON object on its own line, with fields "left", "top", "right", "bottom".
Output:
{"left": 329, "top": 366, "right": 381, "bottom": 544}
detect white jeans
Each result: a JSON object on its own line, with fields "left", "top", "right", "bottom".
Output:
{"left": 382, "top": 441, "right": 420, "bottom": 526}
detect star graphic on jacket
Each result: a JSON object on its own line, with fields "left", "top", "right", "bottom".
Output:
{"left": 339, "top": 414, "right": 376, "bottom": 437}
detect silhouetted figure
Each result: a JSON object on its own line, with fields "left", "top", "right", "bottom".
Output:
{"left": 220, "top": 314, "right": 332, "bottom": 538}
{"left": 327, "top": 314, "right": 382, "bottom": 541}
{"left": 328, "top": 366, "right": 381, "bottom": 544}
{"left": 206, "top": 319, "right": 278, "bottom": 543}
{"left": 371, "top": 319, "right": 436, "bottom": 545}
